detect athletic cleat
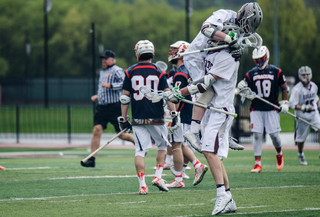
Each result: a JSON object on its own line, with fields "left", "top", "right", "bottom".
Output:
{"left": 139, "top": 186, "right": 148, "bottom": 195}
{"left": 211, "top": 194, "right": 232, "bottom": 215}
{"left": 183, "top": 172, "right": 190, "bottom": 179}
{"left": 276, "top": 154, "right": 284, "bottom": 170}
{"left": 229, "top": 137, "right": 244, "bottom": 150}
{"left": 166, "top": 180, "right": 185, "bottom": 188}
{"left": 251, "top": 164, "right": 262, "bottom": 173}
{"left": 183, "top": 130, "right": 202, "bottom": 153}
{"left": 221, "top": 198, "right": 237, "bottom": 214}
{"left": 163, "top": 162, "right": 171, "bottom": 170}
{"left": 193, "top": 164, "right": 208, "bottom": 186}
{"left": 0, "top": 165, "right": 6, "bottom": 171}
{"left": 298, "top": 154, "right": 308, "bottom": 165}
{"left": 185, "top": 165, "right": 191, "bottom": 170}
{"left": 81, "top": 156, "right": 95, "bottom": 168}
{"left": 152, "top": 177, "right": 169, "bottom": 192}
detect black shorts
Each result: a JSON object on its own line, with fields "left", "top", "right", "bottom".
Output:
{"left": 94, "top": 102, "right": 121, "bottom": 132}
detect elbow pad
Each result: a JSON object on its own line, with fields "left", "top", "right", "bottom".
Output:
{"left": 120, "top": 94, "right": 130, "bottom": 105}
{"left": 282, "top": 86, "right": 290, "bottom": 95}
{"left": 201, "top": 22, "right": 219, "bottom": 38}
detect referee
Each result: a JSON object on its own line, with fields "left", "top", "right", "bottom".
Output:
{"left": 81, "top": 49, "right": 134, "bottom": 167}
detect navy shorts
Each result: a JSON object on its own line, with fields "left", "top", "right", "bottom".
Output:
{"left": 94, "top": 102, "right": 121, "bottom": 132}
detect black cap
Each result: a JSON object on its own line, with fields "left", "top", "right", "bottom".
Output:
{"left": 100, "top": 49, "right": 115, "bottom": 59}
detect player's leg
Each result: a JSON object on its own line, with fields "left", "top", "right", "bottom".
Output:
{"left": 182, "top": 145, "right": 208, "bottom": 186}
{"left": 295, "top": 119, "right": 311, "bottom": 165}
{"left": 201, "top": 108, "right": 234, "bottom": 215}
{"left": 184, "top": 87, "right": 214, "bottom": 153}
{"left": 166, "top": 125, "right": 185, "bottom": 188}
{"left": 265, "top": 111, "right": 283, "bottom": 170}
{"left": 148, "top": 125, "right": 170, "bottom": 192}
{"left": 250, "top": 111, "right": 264, "bottom": 172}
{"left": 164, "top": 146, "right": 172, "bottom": 169}
{"left": 133, "top": 125, "right": 152, "bottom": 195}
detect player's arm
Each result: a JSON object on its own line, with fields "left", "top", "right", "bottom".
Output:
{"left": 91, "top": 95, "right": 98, "bottom": 102}
{"left": 201, "top": 22, "right": 233, "bottom": 43}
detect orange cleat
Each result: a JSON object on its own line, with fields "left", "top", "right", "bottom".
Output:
{"left": 251, "top": 164, "right": 262, "bottom": 173}
{"left": 276, "top": 154, "right": 284, "bottom": 170}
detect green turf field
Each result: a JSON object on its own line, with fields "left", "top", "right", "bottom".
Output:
{"left": 0, "top": 148, "right": 320, "bottom": 216}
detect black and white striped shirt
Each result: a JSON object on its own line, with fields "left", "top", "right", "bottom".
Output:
{"left": 97, "top": 65, "right": 125, "bottom": 105}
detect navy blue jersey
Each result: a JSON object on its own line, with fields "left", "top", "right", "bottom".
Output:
{"left": 123, "top": 62, "right": 168, "bottom": 121}
{"left": 173, "top": 65, "right": 193, "bottom": 124}
{"left": 244, "top": 64, "right": 286, "bottom": 111}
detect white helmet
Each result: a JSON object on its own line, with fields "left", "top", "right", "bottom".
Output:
{"left": 237, "top": 2, "right": 263, "bottom": 33}
{"left": 168, "top": 41, "right": 189, "bottom": 62}
{"left": 298, "top": 66, "right": 312, "bottom": 84}
{"left": 134, "top": 40, "right": 154, "bottom": 61}
{"left": 252, "top": 45, "right": 269, "bottom": 70}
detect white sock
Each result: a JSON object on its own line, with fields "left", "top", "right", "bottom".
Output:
{"left": 192, "top": 159, "right": 201, "bottom": 169}
{"left": 155, "top": 164, "right": 163, "bottom": 178}
{"left": 165, "top": 155, "right": 172, "bottom": 164}
{"left": 137, "top": 173, "right": 146, "bottom": 187}
{"left": 174, "top": 171, "right": 183, "bottom": 182}
{"left": 216, "top": 185, "right": 226, "bottom": 197}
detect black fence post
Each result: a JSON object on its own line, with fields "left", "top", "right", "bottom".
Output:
{"left": 16, "top": 105, "right": 20, "bottom": 143}
{"left": 67, "top": 104, "right": 71, "bottom": 144}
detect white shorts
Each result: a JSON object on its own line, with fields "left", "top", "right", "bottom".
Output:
{"left": 295, "top": 115, "right": 320, "bottom": 142}
{"left": 169, "top": 123, "right": 195, "bottom": 151}
{"left": 132, "top": 125, "right": 170, "bottom": 157}
{"left": 250, "top": 111, "right": 281, "bottom": 134}
{"left": 201, "top": 106, "right": 235, "bottom": 158}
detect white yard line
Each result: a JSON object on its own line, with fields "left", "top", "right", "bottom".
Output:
{"left": 0, "top": 185, "right": 319, "bottom": 202}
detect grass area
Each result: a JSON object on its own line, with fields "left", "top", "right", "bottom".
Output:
{"left": 0, "top": 148, "right": 320, "bottom": 216}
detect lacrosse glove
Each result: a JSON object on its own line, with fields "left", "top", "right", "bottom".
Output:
{"left": 301, "top": 104, "right": 314, "bottom": 113}
{"left": 117, "top": 116, "right": 132, "bottom": 133}
{"left": 237, "top": 80, "right": 248, "bottom": 90}
{"left": 163, "top": 87, "right": 183, "bottom": 104}
{"left": 167, "top": 111, "right": 181, "bottom": 134}
{"left": 279, "top": 100, "right": 289, "bottom": 114}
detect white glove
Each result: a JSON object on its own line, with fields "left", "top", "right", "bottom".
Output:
{"left": 279, "top": 100, "right": 289, "bottom": 114}
{"left": 164, "top": 106, "right": 172, "bottom": 126}
{"left": 163, "top": 88, "right": 183, "bottom": 103}
{"left": 301, "top": 104, "right": 313, "bottom": 113}
{"left": 237, "top": 80, "right": 248, "bottom": 89}
{"left": 167, "top": 111, "right": 181, "bottom": 134}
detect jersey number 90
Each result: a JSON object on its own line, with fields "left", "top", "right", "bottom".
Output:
{"left": 132, "top": 75, "right": 159, "bottom": 101}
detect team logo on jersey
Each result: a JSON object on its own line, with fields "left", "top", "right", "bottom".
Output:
{"left": 253, "top": 74, "right": 274, "bottom": 81}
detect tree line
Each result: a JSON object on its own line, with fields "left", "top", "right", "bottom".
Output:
{"left": 0, "top": 0, "right": 319, "bottom": 83}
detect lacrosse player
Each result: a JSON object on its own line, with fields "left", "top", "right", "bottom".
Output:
{"left": 183, "top": 2, "right": 263, "bottom": 153}
{"left": 119, "top": 40, "right": 177, "bottom": 195}
{"left": 164, "top": 23, "right": 244, "bottom": 216}
{"left": 237, "top": 45, "right": 289, "bottom": 173}
{"left": 289, "top": 66, "right": 320, "bottom": 165}
{"left": 165, "top": 41, "right": 208, "bottom": 189}
{"left": 81, "top": 49, "right": 134, "bottom": 168}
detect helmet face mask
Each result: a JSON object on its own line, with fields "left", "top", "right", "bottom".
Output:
{"left": 134, "top": 40, "right": 155, "bottom": 61}
{"left": 252, "top": 45, "right": 269, "bottom": 70}
{"left": 237, "top": 2, "right": 263, "bottom": 33}
{"left": 168, "top": 41, "right": 189, "bottom": 62}
{"left": 298, "top": 66, "right": 312, "bottom": 85}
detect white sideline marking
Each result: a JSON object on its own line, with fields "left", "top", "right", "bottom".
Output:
{"left": 226, "top": 207, "right": 320, "bottom": 215}
{"left": 1, "top": 185, "right": 319, "bottom": 202}
{"left": 169, "top": 203, "right": 205, "bottom": 207}
{"left": 6, "top": 167, "right": 59, "bottom": 170}
{"left": 47, "top": 174, "right": 170, "bottom": 180}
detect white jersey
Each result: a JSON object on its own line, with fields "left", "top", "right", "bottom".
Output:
{"left": 184, "top": 9, "right": 237, "bottom": 80}
{"left": 205, "top": 49, "right": 239, "bottom": 108}
{"left": 289, "top": 81, "right": 320, "bottom": 120}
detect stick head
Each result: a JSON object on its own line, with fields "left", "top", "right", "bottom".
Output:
{"left": 139, "top": 86, "right": 163, "bottom": 103}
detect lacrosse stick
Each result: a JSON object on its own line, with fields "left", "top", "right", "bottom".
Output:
{"left": 236, "top": 87, "right": 320, "bottom": 130}
{"left": 155, "top": 61, "right": 168, "bottom": 72}
{"left": 139, "top": 86, "right": 237, "bottom": 117}
{"left": 175, "top": 32, "right": 263, "bottom": 58}
{"left": 80, "top": 128, "right": 127, "bottom": 164}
